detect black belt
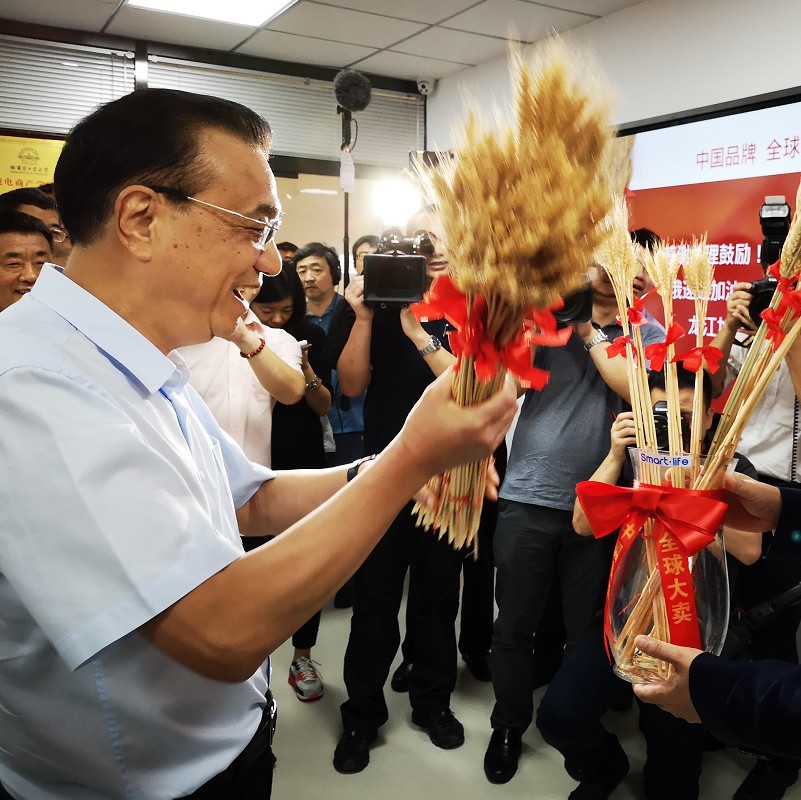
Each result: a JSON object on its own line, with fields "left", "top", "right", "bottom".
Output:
{"left": 241, "top": 689, "right": 277, "bottom": 766}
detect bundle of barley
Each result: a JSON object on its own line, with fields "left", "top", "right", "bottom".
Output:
{"left": 700, "top": 179, "right": 801, "bottom": 489}
{"left": 412, "top": 41, "right": 615, "bottom": 554}
{"left": 595, "top": 194, "right": 657, "bottom": 454}
{"left": 682, "top": 237, "right": 716, "bottom": 464}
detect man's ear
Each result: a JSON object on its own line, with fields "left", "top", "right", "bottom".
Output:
{"left": 114, "top": 186, "right": 159, "bottom": 261}
{"left": 704, "top": 404, "right": 715, "bottom": 433}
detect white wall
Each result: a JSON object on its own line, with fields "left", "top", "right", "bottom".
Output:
{"left": 428, "top": 0, "right": 801, "bottom": 147}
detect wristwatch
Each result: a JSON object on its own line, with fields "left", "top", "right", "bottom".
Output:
{"left": 584, "top": 329, "right": 609, "bottom": 352}
{"left": 418, "top": 334, "right": 442, "bottom": 357}
{"left": 305, "top": 377, "right": 322, "bottom": 391}
{"left": 347, "top": 454, "right": 377, "bottom": 482}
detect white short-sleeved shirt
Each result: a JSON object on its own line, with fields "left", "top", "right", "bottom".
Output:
{"left": 0, "top": 265, "right": 274, "bottom": 799}
{"left": 726, "top": 336, "right": 800, "bottom": 482}
{"left": 179, "top": 317, "right": 302, "bottom": 467}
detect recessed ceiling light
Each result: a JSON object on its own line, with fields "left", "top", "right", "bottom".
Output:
{"left": 126, "top": 0, "right": 299, "bottom": 27}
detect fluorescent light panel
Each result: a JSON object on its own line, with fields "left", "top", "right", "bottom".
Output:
{"left": 126, "top": 0, "right": 299, "bottom": 27}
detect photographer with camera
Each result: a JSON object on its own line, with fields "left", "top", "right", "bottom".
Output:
{"left": 330, "top": 209, "right": 492, "bottom": 773}
{"left": 536, "top": 365, "right": 760, "bottom": 800}
{"left": 707, "top": 200, "right": 801, "bottom": 799}
{"left": 483, "top": 260, "right": 664, "bottom": 786}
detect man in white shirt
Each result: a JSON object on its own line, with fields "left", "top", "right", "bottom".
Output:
{"left": 0, "top": 87, "right": 516, "bottom": 800}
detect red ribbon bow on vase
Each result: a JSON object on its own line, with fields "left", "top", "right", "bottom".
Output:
{"left": 575, "top": 480, "right": 728, "bottom": 653}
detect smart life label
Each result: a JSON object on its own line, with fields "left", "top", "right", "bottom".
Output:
{"left": 639, "top": 452, "right": 692, "bottom": 468}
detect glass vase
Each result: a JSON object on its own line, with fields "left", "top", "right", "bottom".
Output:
{"left": 606, "top": 448, "right": 733, "bottom": 684}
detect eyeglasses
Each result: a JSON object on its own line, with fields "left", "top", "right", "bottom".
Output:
{"left": 49, "top": 226, "right": 67, "bottom": 244}
{"left": 148, "top": 185, "right": 283, "bottom": 251}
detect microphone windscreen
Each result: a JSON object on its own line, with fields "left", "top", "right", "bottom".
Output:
{"left": 333, "top": 69, "right": 372, "bottom": 112}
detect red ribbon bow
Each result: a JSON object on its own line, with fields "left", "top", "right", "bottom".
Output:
{"left": 618, "top": 288, "right": 657, "bottom": 328}
{"left": 576, "top": 481, "right": 727, "bottom": 555}
{"left": 761, "top": 306, "right": 786, "bottom": 351}
{"left": 644, "top": 322, "right": 686, "bottom": 372}
{"left": 766, "top": 260, "right": 801, "bottom": 320}
{"left": 779, "top": 289, "right": 801, "bottom": 319}
{"left": 606, "top": 335, "right": 636, "bottom": 363}
{"left": 576, "top": 480, "right": 728, "bottom": 652}
{"left": 412, "top": 273, "right": 470, "bottom": 329}
{"left": 680, "top": 345, "right": 724, "bottom": 374}
{"left": 411, "top": 274, "right": 568, "bottom": 389}
{"left": 769, "top": 259, "right": 800, "bottom": 294}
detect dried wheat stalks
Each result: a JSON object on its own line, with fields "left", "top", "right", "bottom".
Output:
{"left": 413, "top": 39, "right": 616, "bottom": 553}
{"left": 644, "top": 243, "right": 685, "bottom": 463}
{"left": 683, "top": 236, "right": 715, "bottom": 465}
{"left": 596, "top": 195, "right": 658, "bottom": 456}
{"left": 701, "top": 178, "right": 801, "bottom": 489}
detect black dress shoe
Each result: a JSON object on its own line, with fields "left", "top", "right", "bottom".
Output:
{"left": 411, "top": 708, "right": 465, "bottom": 749}
{"left": 483, "top": 727, "right": 523, "bottom": 784}
{"left": 333, "top": 729, "right": 377, "bottom": 774}
{"left": 390, "top": 660, "right": 413, "bottom": 693}
{"left": 462, "top": 650, "right": 492, "bottom": 681}
{"left": 734, "top": 759, "right": 799, "bottom": 800}
{"left": 567, "top": 744, "right": 629, "bottom": 800}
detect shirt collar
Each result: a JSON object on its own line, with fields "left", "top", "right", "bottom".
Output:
{"left": 31, "top": 264, "right": 185, "bottom": 395}
{"left": 312, "top": 293, "right": 341, "bottom": 320}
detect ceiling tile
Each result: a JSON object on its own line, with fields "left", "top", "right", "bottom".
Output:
{"left": 445, "top": 0, "right": 591, "bottom": 40}
{"left": 0, "top": 0, "right": 119, "bottom": 32}
{"left": 393, "top": 27, "right": 507, "bottom": 65}
{"left": 532, "top": 0, "right": 643, "bottom": 17}
{"left": 352, "top": 50, "right": 469, "bottom": 81}
{"left": 105, "top": 7, "right": 256, "bottom": 50}
{"left": 236, "top": 30, "right": 377, "bottom": 68}
{"left": 306, "top": 0, "right": 481, "bottom": 25}
{"left": 265, "top": 2, "right": 426, "bottom": 49}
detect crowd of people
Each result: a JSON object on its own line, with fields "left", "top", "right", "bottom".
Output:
{"left": 1, "top": 87, "right": 800, "bottom": 800}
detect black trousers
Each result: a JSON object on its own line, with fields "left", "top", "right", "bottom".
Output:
{"left": 341, "top": 502, "right": 463, "bottom": 731}
{"left": 537, "top": 623, "right": 705, "bottom": 800}
{"left": 490, "top": 499, "right": 607, "bottom": 731}
{"left": 401, "top": 445, "right": 508, "bottom": 662}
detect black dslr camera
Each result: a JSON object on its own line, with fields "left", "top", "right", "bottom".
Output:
{"left": 552, "top": 282, "right": 594, "bottom": 324}
{"left": 362, "top": 227, "right": 429, "bottom": 307}
{"left": 748, "top": 196, "right": 791, "bottom": 326}
{"left": 652, "top": 400, "right": 691, "bottom": 452}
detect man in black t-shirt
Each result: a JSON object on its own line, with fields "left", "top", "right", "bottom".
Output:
{"left": 329, "top": 211, "right": 470, "bottom": 774}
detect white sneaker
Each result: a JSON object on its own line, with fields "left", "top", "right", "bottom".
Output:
{"left": 288, "top": 657, "right": 324, "bottom": 702}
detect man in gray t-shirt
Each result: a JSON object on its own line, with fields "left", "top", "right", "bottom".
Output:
{"left": 483, "top": 264, "right": 664, "bottom": 785}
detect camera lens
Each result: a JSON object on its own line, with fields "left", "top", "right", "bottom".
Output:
{"left": 748, "top": 276, "right": 778, "bottom": 327}
{"left": 653, "top": 413, "right": 669, "bottom": 452}
{"left": 413, "top": 231, "right": 435, "bottom": 256}
{"left": 552, "top": 284, "right": 594, "bottom": 324}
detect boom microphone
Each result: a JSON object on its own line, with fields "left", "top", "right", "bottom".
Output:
{"left": 333, "top": 69, "right": 372, "bottom": 150}
{"left": 333, "top": 69, "right": 372, "bottom": 112}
